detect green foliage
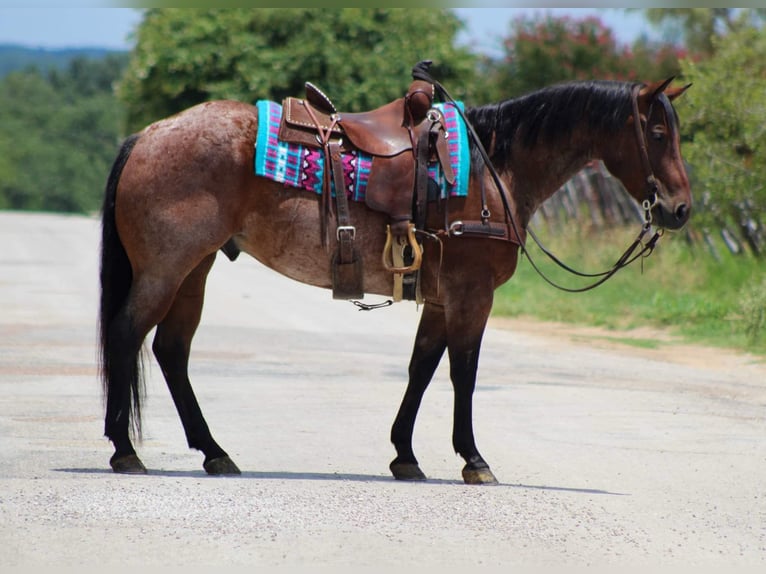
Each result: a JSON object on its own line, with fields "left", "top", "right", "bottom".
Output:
{"left": 493, "top": 222, "right": 766, "bottom": 354}
{"left": 118, "top": 8, "right": 482, "bottom": 132}
{"left": 734, "top": 276, "right": 766, "bottom": 345}
{"left": 639, "top": 8, "right": 766, "bottom": 57}
{"left": 490, "top": 14, "right": 684, "bottom": 98}
{"left": 0, "top": 55, "right": 128, "bottom": 213}
{"left": 679, "top": 26, "right": 766, "bottom": 244}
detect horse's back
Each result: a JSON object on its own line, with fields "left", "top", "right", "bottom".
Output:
{"left": 138, "top": 100, "right": 258, "bottom": 174}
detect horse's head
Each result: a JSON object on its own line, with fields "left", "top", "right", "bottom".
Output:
{"left": 602, "top": 78, "right": 692, "bottom": 230}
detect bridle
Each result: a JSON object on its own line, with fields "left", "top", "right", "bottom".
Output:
{"left": 415, "top": 64, "right": 666, "bottom": 293}
{"left": 516, "top": 84, "right": 666, "bottom": 292}
{"left": 630, "top": 83, "right": 661, "bottom": 222}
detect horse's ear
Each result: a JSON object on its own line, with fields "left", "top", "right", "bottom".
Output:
{"left": 665, "top": 83, "right": 692, "bottom": 101}
{"left": 639, "top": 77, "right": 676, "bottom": 101}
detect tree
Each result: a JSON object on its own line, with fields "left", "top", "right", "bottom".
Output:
{"left": 679, "top": 25, "right": 766, "bottom": 254}
{"left": 492, "top": 13, "right": 684, "bottom": 98}
{"left": 0, "top": 56, "right": 127, "bottom": 212}
{"left": 118, "top": 8, "right": 482, "bottom": 132}
{"left": 638, "top": 8, "right": 766, "bottom": 58}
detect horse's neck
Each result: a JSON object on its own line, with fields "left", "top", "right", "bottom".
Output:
{"left": 505, "top": 137, "right": 594, "bottom": 226}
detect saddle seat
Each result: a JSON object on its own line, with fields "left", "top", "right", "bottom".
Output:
{"left": 339, "top": 99, "right": 418, "bottom": 158}
{"left": 280, "top": 79, "right": 439, "bottom": 159}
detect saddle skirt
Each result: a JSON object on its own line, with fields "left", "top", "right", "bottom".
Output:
{"left": 253, "top": 99, "right": 470, "bottom": 202}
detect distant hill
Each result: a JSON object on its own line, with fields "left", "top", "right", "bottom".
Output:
{"left": 0, "top": 44, "right": 126, "bottom": 77}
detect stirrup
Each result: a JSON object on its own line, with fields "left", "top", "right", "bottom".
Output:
{"left": 382, "top": 223, "right": 422, "bottom": 274}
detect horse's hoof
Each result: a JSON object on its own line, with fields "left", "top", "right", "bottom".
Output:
{"left": 462, "top": 465, "right": 498, "bottom": 485}
{"left": 390, "top": 461, "right": 427, "bottom": 481}
{"left": 204, "top": 456, "right": 241, "bottom": 476}
{"left": 110, "top": 454, "right": 147, "bottom": 474}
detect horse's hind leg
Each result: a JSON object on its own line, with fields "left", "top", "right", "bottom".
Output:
{"left": 105, "top": 275, "right": 183, "bottom": 474}
{"left": 103, "top": 308, "right": 149, "bottom": 474}
{"left": 390, "top": 302, "right": 447, "bottom": 480}
{"left": 151, "top": 253, "right": 241, "bottom": 475}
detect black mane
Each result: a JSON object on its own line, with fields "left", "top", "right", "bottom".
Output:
{"left": 465, "top": 80, "right": 639, "bottom": 171}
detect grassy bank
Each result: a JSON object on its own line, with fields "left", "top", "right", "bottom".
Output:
{"left": 492, "top": 223, "right": 766, "bottom": 355}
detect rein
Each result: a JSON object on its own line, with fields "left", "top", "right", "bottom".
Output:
{"left": 414, "top": 63, "right": 664, "bottom": 293}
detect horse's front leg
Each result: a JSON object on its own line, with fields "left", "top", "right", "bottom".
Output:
{"left": 445, "top": 290, "right": 499, "bottom": 485}
{"left": 389, "top": 302, "right": 447, "bottom": 480}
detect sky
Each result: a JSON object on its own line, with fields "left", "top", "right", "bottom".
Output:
{"left": 0, "top": 8, "right": 659, "bottom": 54}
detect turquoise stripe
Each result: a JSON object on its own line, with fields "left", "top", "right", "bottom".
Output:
{"left": 434, "top": 101, "right": 469, "bottom": 197}
{"left": 254, "top": 100, "right": 276, "bottom": 177}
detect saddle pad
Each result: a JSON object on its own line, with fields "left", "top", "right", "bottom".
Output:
{"left": 254, "top": 99, "right": 469, "bottom": 200}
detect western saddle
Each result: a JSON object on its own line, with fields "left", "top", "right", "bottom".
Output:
{"left": 277, "top": 61, "right": 455, "bottom": 301}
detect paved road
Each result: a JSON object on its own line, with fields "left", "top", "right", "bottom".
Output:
{"left": 1, "top": 211, "right": 764, "bottom": 567}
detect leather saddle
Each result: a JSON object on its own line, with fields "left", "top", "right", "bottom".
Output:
{"left": 277, "top": 66, "right": 456, "bottom": 301}
{"left": 279, "top": 80, "right": 455, "bottom": 221}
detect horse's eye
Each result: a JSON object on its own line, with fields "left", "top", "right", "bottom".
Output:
{"left": 650, "top": 126, "right": 666, "bottom": 141}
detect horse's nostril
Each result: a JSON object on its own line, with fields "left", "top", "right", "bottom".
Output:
{"left": 675, "top": 203, "right": 688, "bottom": 221}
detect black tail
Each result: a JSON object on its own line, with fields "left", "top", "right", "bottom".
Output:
{"left": 99, "top": 133, "right": 144, "bottom": 438}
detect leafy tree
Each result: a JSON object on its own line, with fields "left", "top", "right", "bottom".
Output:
{"left": 679, "top": 26, "right": 766, "bottom": 254}
{"left": 119, "top": 8, "right": 482, "bottom": 132}
{"left": 48, "top": 54, "right": 128, "bottom": 99}
{"left": 0, "top": 55, "right": 127, "bottom": 212}
{"left": 492, "top": 14, "right": 685, "bottom": 98}
{"left": 637, "top": 8, "right": 766, "bottom": 58}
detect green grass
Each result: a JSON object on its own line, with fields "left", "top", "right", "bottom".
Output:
{"left": 492, "top": 223, "right": 766, "bottom": 355}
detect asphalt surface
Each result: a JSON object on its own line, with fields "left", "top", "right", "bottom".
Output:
{"left": 1, "top": 211, "right": 764, "bottom": 568}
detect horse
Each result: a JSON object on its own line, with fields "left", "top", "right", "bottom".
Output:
{"left": 99, "top": 76, "right": 691, "bottom": 484}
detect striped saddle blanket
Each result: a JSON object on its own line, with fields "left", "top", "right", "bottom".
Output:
{"left": 253, "top": 99, "right": 470, "bottom": 201}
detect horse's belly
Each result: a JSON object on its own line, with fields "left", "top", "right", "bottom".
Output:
{"left": 234, "top": 186, "right": 395, "bottom": 296}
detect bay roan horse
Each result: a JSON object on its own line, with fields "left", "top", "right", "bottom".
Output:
{"left": 100, "top": 77, "right": 691, "bottom": 483}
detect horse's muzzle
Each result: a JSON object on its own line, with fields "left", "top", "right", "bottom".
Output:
{"left": 653, "top": 199, "right": 691, "bottom": 230}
